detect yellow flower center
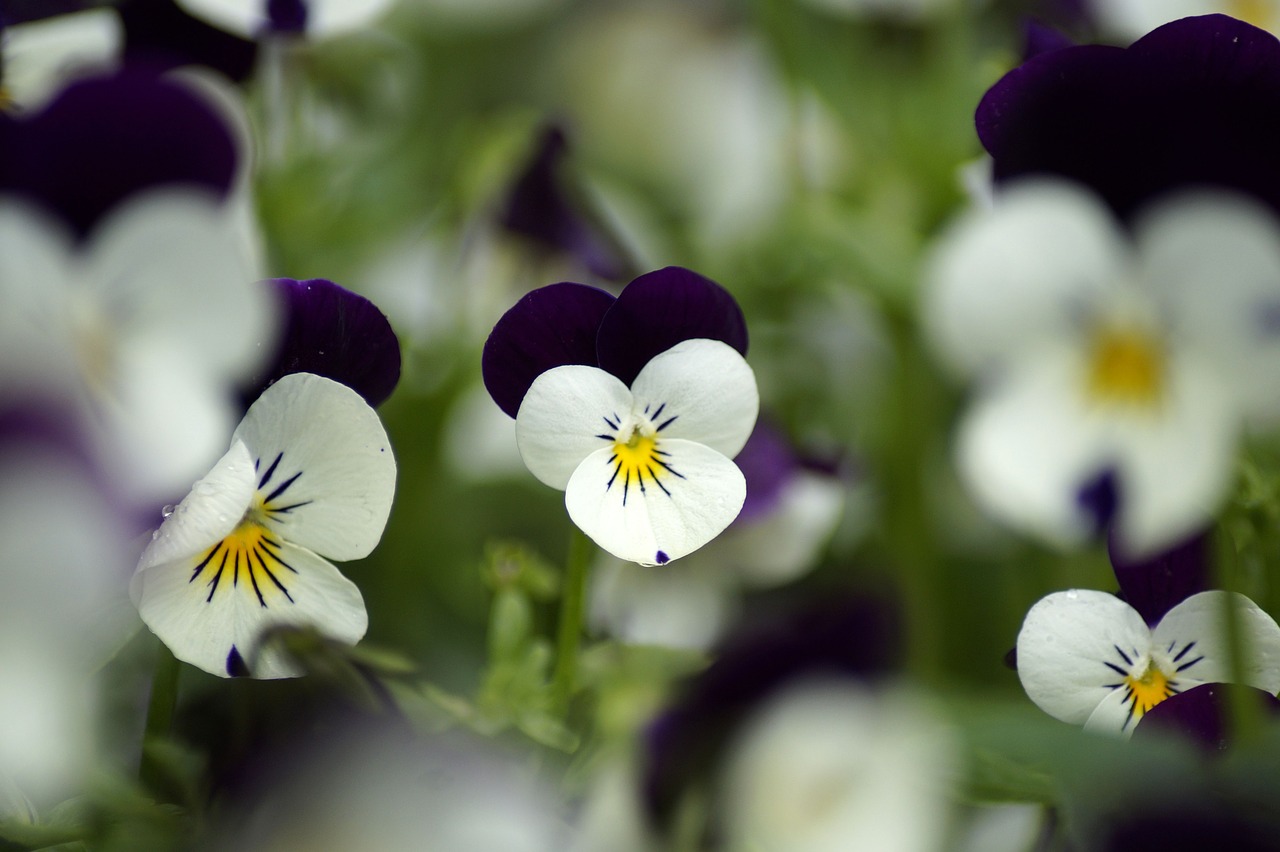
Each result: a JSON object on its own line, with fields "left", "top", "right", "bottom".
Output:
{"left": 190, "top": 500, "right": 296, "bottom": 607}
{"left": 1124, "top": 660, "right": 1174, "bottom": 720}
{"left": 609, "top": 426, "right": 672, "bottom": 504}
{"left": 1086, "top": 327, "right": 1165, "bottom": 408}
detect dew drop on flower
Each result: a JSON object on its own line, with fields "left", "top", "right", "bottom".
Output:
{"left": 1065, "top": 590, "right": 1079, "bottom": 600}
{"left": 161, "top": 504, "right": 175, "bottom": 518}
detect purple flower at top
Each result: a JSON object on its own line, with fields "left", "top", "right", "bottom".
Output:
{"left": 978, "top": 15, "right": 1280, "bottom": 221}
{"left": 482, "top": 267, "right": 756, "bottom": 566}
{"left": 500, "top": 125, "right": 630, "bottom": 282}
{"left": 0, "top": 67, "right": 239, "bottom": 238}
{"left": 120, "top": 0, "right": 258, "bottom": 82}
{"left": 1110, "top": 528, "right": 1212, "bottom": 627}
{"left": 243, "top": 278, "right": 402, "bottom": 409}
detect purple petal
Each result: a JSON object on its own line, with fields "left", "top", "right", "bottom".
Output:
{"left": 979, "top": 15, "right": 1280, "bottom": 221}
{"left": 642, "top": 593, "right": 902, "bottom": 832}
{"left": 481, "top": 282, "right": 616, "bottom": 418}
{"left": 1109, "top": 529, "right": 1212, "bottom": 627}
{"left": 0, "top": 68, "right": 238, "bottom": 238}
{"left": 266, "top": 0, "right": 308, "bottom": 34}
{"left": 1134, "top": 683, "right": 1280, "bottom": 754}
{"left": 500, "top": 126, "right": 629, "bottom": 281}
{"left": 733, "top": 420, "right": 799, "bottom": 523}
{"left": 246, "top": 278, "right": 401, "bottom": 408}
{"left": 1076, "top": 466, "right": 1119, "bottom": 538}
{"left": 1021, "top": 20, "right": 1076, "bottom": 60}
{"left": 121, "top": 0, "right": 258, "bottom": 82}
{"left": 596, "top": 267, "right": 748, "bottom": 387}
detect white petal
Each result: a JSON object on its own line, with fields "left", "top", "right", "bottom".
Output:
{"left": 176, "top": 0, "right": 395, "bottom": 38}
{"left": 1153, "top": 591, "right": 1280, "bottom": 693}
{"left": 1082, "top": 687, "right": 1143, "bottom": 738}
{"left": 1016, "top": 590, "right": 1150, "bottom": 726}
{"left": 2, "top": 10, "right": 120, "bottom": 109}
{"left": 1136, "top": 191, "right": 1280, "bottom": 422}
{"left": 565, "top": 439, "right": 745, "bottom": 566}
{"left": 628, "top": 339, "right": 759, "bottom": 459}
{"left": 0, "top": 200, "right": 78, "bottom": 389}
{"left": 85, "top": 188, "right": 271, "bottom": 380}
{"left": 1110, "top": 355, "right": 1238, "bottom": 559}
{"left": 923, "top": 179, "right": 1123, "bottom": 377}
{"left": 132, "top": 537, "right": 367, "bottom": 679}
{"left": 588, "top": 555, "right": 733, "bottom": 650}
{"left": 233, "top": 374, "right": 396, "bottom": 562}
{"left": 136, "top": 440, "right": 257, "bottom": 572}
{"left": 956, "top": 347, "right": 1109, "bottom": 547}
{"left": 516, "top": 365, "right": 633, "bottom": 490}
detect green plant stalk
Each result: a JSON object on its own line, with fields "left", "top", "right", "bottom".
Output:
{"left": 550, "top": 527, "right": 594, "bottom": 717}
{"left": 139, "top": 641, "right": 180, "bottom": 789}
{"left": 1214, "top": 525, "right": 1262, "bottom": 745}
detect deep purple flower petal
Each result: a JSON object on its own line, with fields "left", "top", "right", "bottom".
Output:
{"left": 501, "top": 126, "right": 629, "bottom": 282}
{"left": 642, "top": 593, "right": 902, "bottom": 831}
{"left": 266, "top": 0, "right": 308, "bottom": 34}
{"left": 1109, "top": 529, "right": 1212, "bottom": 627}
{"left": 481, "top": 282, "right": 616, "bottom": 418}
{"left": 979, "top": 15, "right": 1280, "bottom": 220}
{"left": 596, "top": 267, "right": 748, "bottom": 387}
{"left": 245, "top": 278, "right": 401, "bottom": 408}
{"left": 1021, "top": 20, "right": 1076, "bottom": 60}
{"left": 1076, "top": 466, "right": 1119, "bottom": 537}
{"left": 1134, "top": 683, "right": 1280, "bottom": 754}
{"left": 120, "top": 0, "right": 258, "bottom": 82}
{"left": 733, "top": 420, "right": 799, "bottom": 523}
{"left": 0, "top": 68, "right": 238, "bottom": 238}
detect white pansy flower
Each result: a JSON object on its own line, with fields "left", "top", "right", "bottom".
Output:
{"left": 1017, "top": 589, "right": 1280, "bottom": 736}
{"left": 131, "top": 373, "right": 395, "bottom": 679}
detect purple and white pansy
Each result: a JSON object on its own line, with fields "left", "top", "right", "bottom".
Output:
{"left": 175, "top": 0, "right": 395, "bottom": 38}
{"left": 131, "top": 372, "right": 396, "bottom": 679}
{"left": 1016, "top": 588, "right": 1280, "bottom": 737}
{"left": 924, "top": 179, "right": 1280, "bottom": 558}
{"left": 483, "top": 267, "right": 758, "bottom": 566}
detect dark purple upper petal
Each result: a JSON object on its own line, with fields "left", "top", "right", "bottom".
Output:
{"left": 266, "top": 0, "right": 308, "bottom": 34}
{"left": 733, "top": 420, "right": 799, "bottom": 523}
{"left": 1134, "top": 683, "right": 1280, "bottom": 754}
{"left": 978, "top": 15, "right": 1280, "bottom": 221}
{"left": 1110, "top": 529, "right": 1212, "bottom": 627}
{"left": 641, "top": 593, "right": 902, "bottom": 832}
{"left": 0, "top": 68, "right": 238, "bottom": 238}
{"left": 1021, "top": 20, "right": 1076, "bottom": 60}
{"left": 481, "top": 282, "right": 616, "bottom": 418}
{"left": 120, "top": 0, "right": 258, "bottom": 82}
{"left": 500, "top": 125, "right": 629, "bottom": 282}
{"left": 245, "top": 278, "right": 401, "bottom": 408}
{"left": 596, "top": 267, "right": 748, "bottom": 387}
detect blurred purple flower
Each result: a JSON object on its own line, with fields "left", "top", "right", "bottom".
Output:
{"left": 1134, "top": 682, "right": 1280, "bottom": 753}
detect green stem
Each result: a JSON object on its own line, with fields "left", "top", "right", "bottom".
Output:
{"left": 551, "top": 527, "right": 593, "bottom": 716}
{"left": 139, "top": 641, "right": 180, "bottom": 789}
{"left": 1214, "top": 525, "right": 1262, "bottom": 745}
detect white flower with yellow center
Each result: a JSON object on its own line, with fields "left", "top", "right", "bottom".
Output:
{"left": 1090, "top": 1, "right": 1280, "bottom": 42}
{"left": 131, "top": 372, "right": 395, "bottom": 679}
{"left": 516, "top": 338, "right": 757, "bottom": 567}
{"left": 924, "top": 180, "right": 1280, "bottom": 557}
{"left": 1017, "top": 589, "right": 1280, "bottom": 736}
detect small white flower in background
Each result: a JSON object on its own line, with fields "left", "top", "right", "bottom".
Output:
{"left": 0, "top": 9, "right": 121, "bottom": 109}
{"left": 177, "top": 0, "right": 396, "bottom": 38}
{"left": 1016, "top": 589, "right": 1280, "bottom": 736}
{"left": 0, "top": 190, "right": 275, "bottom": 503}
{"left": 517, "top": 338, "right": 758, "bottom": 567}
{"left": 1089, "top": 0, "right": 1280, "bottom": 42}
{"left": 924, "top": 179, "right": 1280, "bottom": 558}
{"left": 131, "top": 372, "right": 396, "bottom": 679}
{"left": 720, "top": 680, "right": 956, "bottom": 852}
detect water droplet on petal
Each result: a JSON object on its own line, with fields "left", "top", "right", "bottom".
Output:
{"left": 161, "top": 504, "right": 175, "bottom": 518}
{"left": 151, "top": 529, "right": 160, "bottom": 540}
{"left": 1066, "top": 590, "right": 1079, "bottom": 600}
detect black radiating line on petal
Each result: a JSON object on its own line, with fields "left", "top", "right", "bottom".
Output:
{"left": 233, "top": 550, "right": 242, "bottom": 587}
{"left": 595, "top": 434, "right": 615, "bottom": 441}
{"left": 623, "top": 469, "right": 632, "bottom": 505}
{"left": 252, "top": 546, "right": 293, "bottom": 602}
{"left": 248, "top": 558, "right": 267, "bottom": 608}
{"left": 1104, "top": 661, "right": 1128, "bottom": 677}
{"left": 1172, "top": 640, "right": 1197, "bottom": 662}
{"left": 652, "top": 402, "right": 666, "bottom": 420}
{"left": 191, "top": 543, "right": 223, "bottom": 582}
{"left": 1177, "top": 655, "right": 1205, "bottom": 673}
{"left": 653, "top": 458, "right": 686, "bottom": 479}
{"left": 264, "top": 470, "right": 302, "bottom": 504}
{"left": 656, "top": 414, "right": 678, "bottom": 432}
{"left": 258, "top": 538, "right": 297, "bottom": 573}
{"left": 1114, "top": 645, "right": 1133, "bottom": 666}
{"left": 259, "top": 452, "right": 284, "bottom": 489}
{"left": 266, "top": 500, "right": 312, "bottom": 515}
{"left": 206, "top": 550, "right": 230, "bottom": 602}
{"left": 649, "top": 466, "right": 672, "bottom": 496}
{"left": 607, "top": 460, "right": 622, "bottom": 490}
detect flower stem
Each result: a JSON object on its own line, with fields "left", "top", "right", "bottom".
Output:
{"left": 1214, "top": 527, "right": 1262, "bottom": 744}
{"left": 139, "top": 640, "right": 180, "bottom": 790}
{"left": 551, "top": 527, "right": 593, "bottom": 717}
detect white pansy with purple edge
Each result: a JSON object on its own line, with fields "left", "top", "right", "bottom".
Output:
{"left": 131, "top": 373, "right": 395, "bottom": 679}
{"left": 1016, "top": 589, "right": 1280, "bottom": 737}
{"left": 483, "top": 267, "right": 758, "bottom": 567}
{"left": 924, "top": 179, "right": 1280, "bottom": 558}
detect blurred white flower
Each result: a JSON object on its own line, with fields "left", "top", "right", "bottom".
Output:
{"left": 924, "top": 180, "right": 1280, "bottom": 557}
{"left": 797, "top": 0, "right": 964, "bottom": 22}
{"left": 177, "top": 0, "right": 396, "bottom": 38}
{"left": 720, "top": 680, "right": 956, "bottom": 852}
{"left": 1, "top": 9, "right": 121, "bottom": 109}
{"left": 1089, "top": 1, "right": 1280, "bottom": 42}
{"left": 0, "top": 189, "right": 274, "bottom": 503}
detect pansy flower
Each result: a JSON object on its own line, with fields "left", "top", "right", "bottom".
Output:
{"left": 923, "top": 179, "right": 1280, "bottom": 557}
{"left": 483, "top": 267, "right": 758, "bottom": 566}
{"left": 243, "top": 277, "right": 401, "bottom": 409}
{"left": 1016, "top": 588, "right": 1280, "bottom": 736}
{"left": 175, "top": 0, "right": 395, "bottom": 38}
{"left": 131, "top": 372, "right": 396, "bottom": 679}
{"left": 978, "top": 15, "right": 1280, "bottom": 221}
